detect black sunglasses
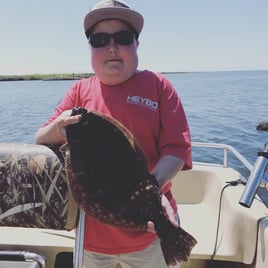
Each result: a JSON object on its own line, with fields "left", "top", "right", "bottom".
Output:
{"left": 88, "top": 31, "right": 136, "bottom": 48}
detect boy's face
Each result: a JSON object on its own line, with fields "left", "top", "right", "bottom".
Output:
{"left": 89, "top": 19, "right": 139, "bottom": 85}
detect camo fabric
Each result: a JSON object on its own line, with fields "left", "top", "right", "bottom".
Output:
{"left": 0, "top": 143, "right": 77, "bottom": 230}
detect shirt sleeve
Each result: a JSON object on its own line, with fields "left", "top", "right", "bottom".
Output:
{"left": 157, "top": 74, "right": 192, "bottom": 170}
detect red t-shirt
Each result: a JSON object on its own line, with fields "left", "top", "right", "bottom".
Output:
{"left": 43, "top": 70, "right": 192, "bottom": 254}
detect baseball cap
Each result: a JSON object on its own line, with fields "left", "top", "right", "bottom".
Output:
{"left": 84, "top": 0, "right": 144, "bottom": 38}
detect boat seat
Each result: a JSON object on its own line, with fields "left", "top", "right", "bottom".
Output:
{"left": 171, "top": 165, "right": 268, "bottom": 265}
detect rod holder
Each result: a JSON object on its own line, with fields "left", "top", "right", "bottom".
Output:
{"left": 239, "top": 146, "right": 268, "bottom": 208}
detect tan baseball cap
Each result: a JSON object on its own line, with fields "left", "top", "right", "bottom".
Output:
{"left": 84, "top": 0, "right": 144, "bottom": 38}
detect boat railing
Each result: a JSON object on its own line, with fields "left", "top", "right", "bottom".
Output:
{"left": 191, "top": 142, "right": 268, "bottom": 208}
{"left": 0, "top": 251, "right": 46, "bottom": 268}
{"left": 192, "top": 142, "right": 253, "bottom": 172}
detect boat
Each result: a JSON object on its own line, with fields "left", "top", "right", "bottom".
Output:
{"left": 0, "top": 141, "right": 268, "bottom": 268}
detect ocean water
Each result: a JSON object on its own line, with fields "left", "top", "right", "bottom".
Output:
{"left": 0, "top": 70, "right": 268, "bottom": 177}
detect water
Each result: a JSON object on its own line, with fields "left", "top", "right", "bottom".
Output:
{"left": 0, "top": 80, "right": 74, "bottom": 143}
{"left": 0, "top": 70, "right": 268, "bottom": 175}
{"left": 167, "top": 70, "right": 268, "bottom": 173}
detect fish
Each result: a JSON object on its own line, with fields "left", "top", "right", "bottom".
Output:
{"left": 61, "top": 107, "right": 197, "bottom": 265}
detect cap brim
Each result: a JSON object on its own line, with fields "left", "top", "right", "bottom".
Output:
{"left": 84, "top": 7, "right": 144, "bottom": 37}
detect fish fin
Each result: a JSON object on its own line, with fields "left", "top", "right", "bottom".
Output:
{"left": 156, "top": 219, "right": 197, "bottom": 265}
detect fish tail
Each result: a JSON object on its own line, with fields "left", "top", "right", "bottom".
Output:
{"left": 156, "top": 219, "right": 197, "bottom": 266}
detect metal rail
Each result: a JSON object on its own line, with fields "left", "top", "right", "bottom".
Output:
{"left": 74, "top": 210, "right": 86, "bottom": 268}
{"left": 192, "top": 142, "right": 253, "bottom": 172}
{"left": 0, "top": 251, "right": 46, "bottom": 268}
{"left": 192, "top": 142, "right": 268, "bottom": 208}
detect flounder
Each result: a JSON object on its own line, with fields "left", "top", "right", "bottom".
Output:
{"left": 61, "top": 107, "right": 197, "bottom": 265}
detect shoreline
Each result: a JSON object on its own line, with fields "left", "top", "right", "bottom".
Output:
{"left": 0, "top": 72, "right": 188, "bottom": 81}
{"left": 2, "top": 70, "right": 264, "bottom": 81}
{"left": 0, "top": 73, "right": 93, "bottom": 81}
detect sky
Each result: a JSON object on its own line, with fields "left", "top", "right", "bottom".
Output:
{"left": 0, "top": 0, "right": 268, "bottom": 75}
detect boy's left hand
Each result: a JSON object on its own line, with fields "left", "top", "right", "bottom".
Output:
{"left": 147, "top": 194, "right": 179, "bottom": 233}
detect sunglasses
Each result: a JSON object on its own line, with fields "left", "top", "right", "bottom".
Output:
{"left": 88, "top": 31, "right": 136, "bottom": 48}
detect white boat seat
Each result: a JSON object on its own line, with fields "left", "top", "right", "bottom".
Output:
{"left": 171, "top": 165, "right": 268, "bottom": 265}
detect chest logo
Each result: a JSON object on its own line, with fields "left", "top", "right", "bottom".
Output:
{"left": 127, "top": 95, "right": 158, "bottom": 111}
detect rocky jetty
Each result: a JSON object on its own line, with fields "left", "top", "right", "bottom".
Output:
{"left": 256, "top": 122, "right": 268, "bottom": 131}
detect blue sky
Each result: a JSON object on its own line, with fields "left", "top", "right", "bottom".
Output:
{"left": 1, "top": 0, "right": 267, "bottom": 75}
